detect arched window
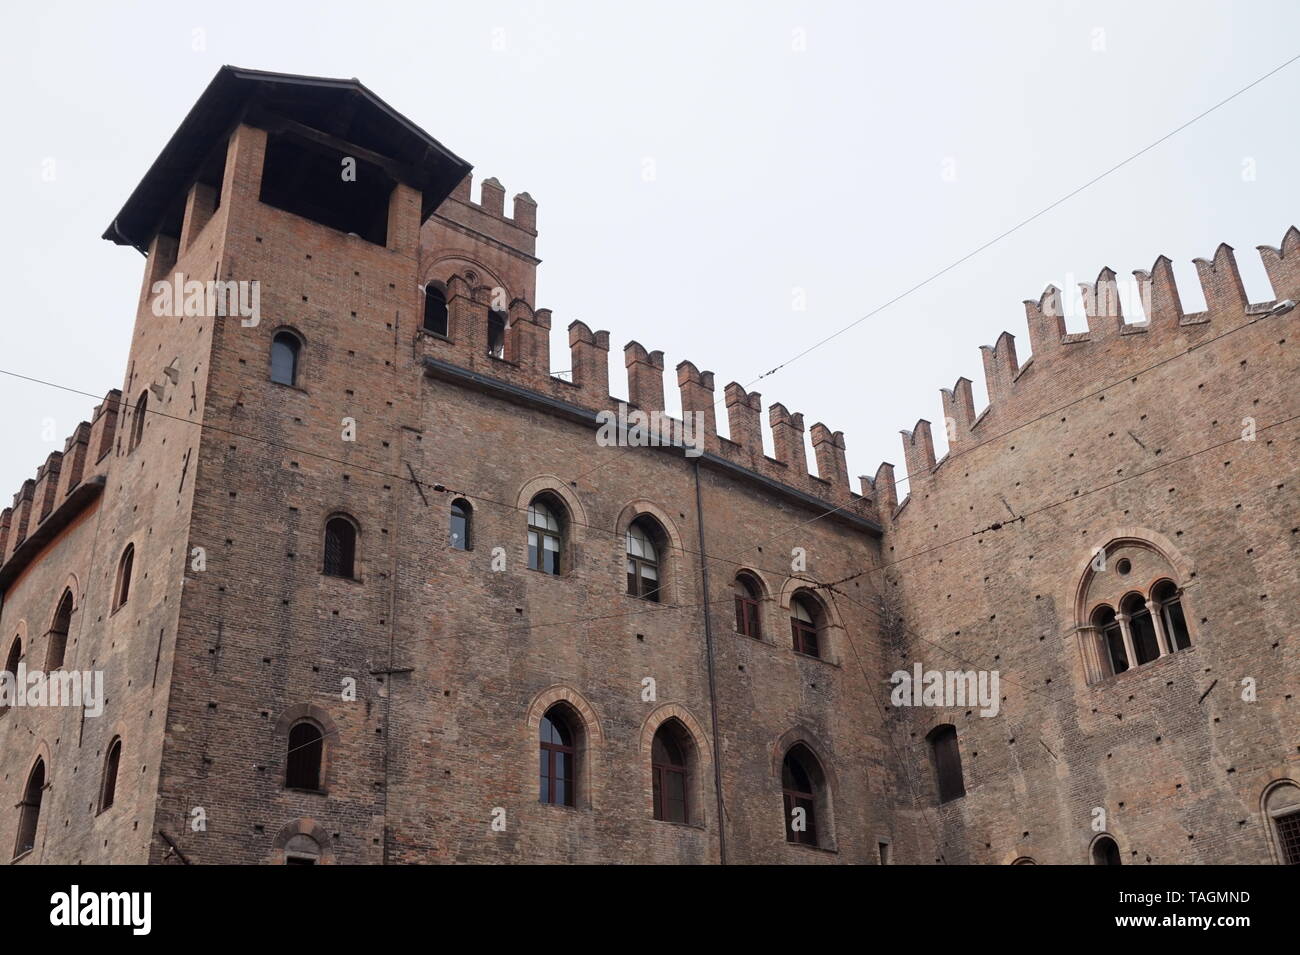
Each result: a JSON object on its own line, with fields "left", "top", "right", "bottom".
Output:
{"left": 734, "top": 574, "right": 761, "bottom": 637}
{"left": 790, "top": 594, "right": 822, "bottom": 657}
{"left": 113, "top": 544, "right": 135, "bottom": 610}
{"left": 1093, "top": 605, "right": 1128, "bottom": 675}
{"left": 527, "top": 497, "right": 564, "bottom": 575}
{"left": 626, "top": 518, "right": 662, "bottom": 601}
{"left": 487, "top": 309, "right": 507, "bottom": 359}
{"left": 285, "top": 721, "right": 324, "bottom": 791}
{"left": 46, "top": 590, "right": 73, "bottom": 671}
{"left": 1151, "top": 580, "right": 1192, "bottom": 651}
{"left": 1121, "top": 593, "right": 1160, "bottom": 665}
{"left": 99, "top": 737, "right": 121, "bottom": 812}
{"left": 423, "top": 283, "right": 449, "bottom": 337}
{"left": 781, "top": 745, "right": 825, "bottom": 846}
{"left": 14, "top": 758, "right": 44, "bottom": 858}
{"left": 539, "top": 705, "right": 576, "bottom": 806}
{"left": 129, "top": 390, "right": 148, "bottom": 452}
{"left": 323, "top": 516, "right": 357, "bottom": 578}
{"left": 2, "top": 638, "right": 22, "bottom": 716}
{"left": 1264, "top": 781, "right": 1300, "bottom": 865}
{"left": 1092, "top": 834, "right": 1122, "bottom": 865}
{"left": 1011, "top": 857, "right": 1037, "bottom": 865}
{"left": 927, "top": 724, "right": 965, "bottom": 804}
{"left": 283, "top": 834, "right": 322, "bottom": 865}
{"left": 270, "top": 331, "right": 301, "bottom": 386}
{"left": 651, "top": 721, "right": 690, "bottom": 824}
{"left": 450, "top": 499, "right": 472, "bottom": 551}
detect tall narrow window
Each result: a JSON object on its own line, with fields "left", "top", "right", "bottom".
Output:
{"left": 114, "top": 545, "right": 135, "bottom": 610}
{"left": 14, "top": 758, "right": 45, "bottom": 858}
{"left": 487, "top": 309, "right": 507, "bottom": 359}
{"left": 928, "top": 724, "right": 965, "bottom": 804}
{"left": 1152, "top": 580, "right": 1192, "bottom": 651}
{"left": 1092, "top": 835, "right": 1122, "bottom": 865}
{"left": 423, "top": 283, "right": 449, "bottom": 336}
{"left": 129, "top": 390, "right": 148, "bottom": 451}
{"left": 450, "top": 499, "right": 472, "bottom": 550}
{"left": 1093, "top": 605, "right": 1128, "bottom": 675}
{"left": 270, "top": 331, "right": 301, "bottom": 386}
{"left": 790, "top": 595, "right": 821, "bottom": 657}
{"left": 46, "top": 590, "right": 73, "bottom": 671}
{"left": 539, "top": 706, "right": 576, "bottom": 806}
{"left": 782, "top": 745, "right": 823, "bottom": 846}
{"left": 626, "top": 519, "right": 661, "bottom": 601}
{"left": 1, "top": 638, "right": 21, "bottom": 716}
{"left": 286, "top": 721, "right": 324, "bottom": 791}
{"left": 651, "top": 722, "right": 690, "bottom": 824}
{"left": 1122, "top": 593, "right": 1160, "bottom": 665}
{"left": 323, "top": 516, "right": 357, "bottom": 578}
{"left": 527, "top": 498, "right": 563, "bottom": 575}
{"left": 99, "top": 737, "right": 121, "bottom": 812}
{"left": 734, "top": 574, "right": 761, "bottom": 637}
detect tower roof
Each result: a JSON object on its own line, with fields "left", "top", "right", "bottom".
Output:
{"left": 102, "top": 65, "right": 472, "bottom": 253}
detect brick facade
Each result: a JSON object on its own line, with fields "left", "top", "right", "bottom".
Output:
{"left": 0, "top": 67, "right": 1295, "bottom": 865}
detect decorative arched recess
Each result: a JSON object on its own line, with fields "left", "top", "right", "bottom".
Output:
{"left": 1069, "top": 528, "right": 1196, "bottom": 685}
{"left": 269, "top": 817, "right": 336, "bottom": 865}
{"left": 525, "top": 684, "right": 604, "bottom": 810}
{"left": 272, "top": 703, "right": 339, "bottom": 795}
{"left": 777, "top": 577, "right": 845, "bottom": 663}
{"left": 771, "top": 726, "right": 838, "bottom": 850}
{"left": 616, "top": 501, "right": 686, "bottom": 604}
{"left": 422, "top": 254, "right": 509, "bottom": 305}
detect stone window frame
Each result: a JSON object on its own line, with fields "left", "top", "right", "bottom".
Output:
{"left": 516, "top": 477, "right": 587, "bottom": 580}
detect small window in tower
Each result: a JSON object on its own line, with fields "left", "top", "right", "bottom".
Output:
{"left": 286, "top": 721, "right": 324, "bottom": 791}
{"left": 487, "top": 310, "right": 507, "bottom": 359}
{"left": 323, "top": 516, "right": 358, "bottom": 579}
{"left": 270, "top": 331, "right": 302, "bottom": 386}
{"left": 450, "top": 499, "right": 472, "bottom": 551}
{"left": 423, "top": 283, "right": 449, "bottom": 337}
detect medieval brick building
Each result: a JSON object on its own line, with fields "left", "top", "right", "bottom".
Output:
{"left": 1, "top": 67, "right": 1295, "bottom": 865}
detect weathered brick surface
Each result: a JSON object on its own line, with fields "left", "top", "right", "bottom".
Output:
{"left": 1, "top": 73, "right": 1294, "bottom": 865}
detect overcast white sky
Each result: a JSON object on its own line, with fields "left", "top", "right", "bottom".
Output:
{"left": 3, "top": 0, "right": 1298, "bottom": 502}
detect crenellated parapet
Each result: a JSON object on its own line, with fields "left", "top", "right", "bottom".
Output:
{"left": 0, "top": 390, "right": 119, "bottom": 576}
{"left": 869, "top": 228, "right": 1299, "bottom": 517}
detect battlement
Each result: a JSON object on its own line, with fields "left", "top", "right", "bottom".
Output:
{"left": 436, "top": 172, "right": 538, "bottom": 255}
{"left": 867, "top": 227, "right": 1300, "bottom": 513}
{"left": 0, "top": 390, "right": 120, "bottom": 577}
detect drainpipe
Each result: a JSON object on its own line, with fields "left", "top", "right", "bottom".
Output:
{"left": 692, "top": 458, "right": 728, "bottom": 864}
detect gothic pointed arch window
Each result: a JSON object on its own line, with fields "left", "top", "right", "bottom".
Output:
{"left": 14, "top": 758, "right": 45, "bottom": 858}
{"left": 113, "top": 544, "right": 135, "bottom": 610}
{"left": 626, "top": 517, "right": 664, "bottom": 601}
{"left": 423, "top": 282, "right": 449, "bottom": 337}
{"left": 734, "top": 573, "right": 761, "bottom": 638}
{"left": 781, "top": 744, "right": 826, "bottom": 846}
{"left": 539, "top": 704, "right": 579, "bottom": 806}
{"left": 129, "top": 390, "right": 148, "bottom": 452}
{"left": 1092, "top": 605, "right": 1128, "bottom": 676}
{"left": 1, "top": 637, "right": 21, "bottom": 717}
{"left": 1120, "top": 592, "right": 1161, "bottom": 665}
{"left": 46, "top": 589, "right": 74, "bottom": 671}
{"left": 1151, "top": 579, "right": 1192, "bottom": 651}
{"left": 790, "top": 593, "right": 823, "bottom": 657}
{"left": 527, "top": 495, "right": 565, "bottom": 575}
{"left": 99, "top": 737, "right": 122, "bottom": 812}
{"left": 651, "top": 720, "right": 692, "bottom": 824}
{"left": 1092, "top": 834, "right": 1122, "bottom": 865}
